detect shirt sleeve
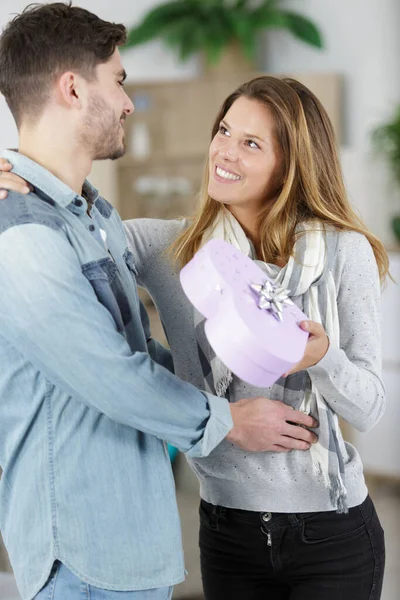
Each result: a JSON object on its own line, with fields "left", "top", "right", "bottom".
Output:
{"left": 139, "top": 298, "right": 174, "bottom": 373}
{"left": 308, "top": 231, "right": 385, "bottom": 432}
{"left": 0, "top": 223, "right": 232, "bottom": 456}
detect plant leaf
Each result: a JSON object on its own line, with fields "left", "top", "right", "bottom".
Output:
{"left": 250, "top": 6, "right": 289, "bottom": 30}
{"left": 226, "top": 9, "right": 257, "bottom": 61}
{"left": 281, "top": 11, "right": 323, "bottom": 48}
{"left": 200, "top": 5, "right": 233, "bottom": 65}
{"left": 162, "top": 16, "right": 204, "bottom": 61}
{"left": 123, "top": 0, "right": 324, "bottom": 60}
{"left": 124, "top": 0, "right": 196, "bottom": 49}
{"left": 373, "top": 107, "right": 400, "bottom": 187}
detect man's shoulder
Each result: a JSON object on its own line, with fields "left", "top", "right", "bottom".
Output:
{"left": 0, "top": 190, "right": 65, "bottom": 236}
{"left": 93, "top": 195, "right": 114, "bottom": 220}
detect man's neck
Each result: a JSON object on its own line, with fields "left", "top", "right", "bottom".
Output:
{"left": 18, "top": 129, "right": 91, "bottom": 196}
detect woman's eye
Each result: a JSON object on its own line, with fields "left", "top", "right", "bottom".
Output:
{"left": 247, "top": 140, "right": 260, "bottom": 149}
{"left": 219, "top": 125, "right": 229, "bottom": 136}
{"left": 118, "top": 81, "right": 125, "bottom": 87}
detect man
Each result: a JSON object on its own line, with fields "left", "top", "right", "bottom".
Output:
{"left": 0, "top": 3, "right": 317, "bottom": 600}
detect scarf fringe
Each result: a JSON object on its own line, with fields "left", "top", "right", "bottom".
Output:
{"left": 215, "top": 372, "right": 233, "bottom": 398}
{"left": 330, "top": 476, "right": 349, "bottom": 514}
{"left": 311, "top": 458, "right": 348, "bottom": 513}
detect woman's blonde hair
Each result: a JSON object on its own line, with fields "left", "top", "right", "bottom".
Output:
{"left": 171, "top": 76, "right": 389, "bottom": 282}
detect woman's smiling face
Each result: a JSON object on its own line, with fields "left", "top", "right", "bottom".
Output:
{"left": 208, "top": 96, "right": 283, "bottom": 215}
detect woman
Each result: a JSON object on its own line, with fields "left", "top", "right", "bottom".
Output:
{"left": 0, "top": 76, "right": 387, "bottom": 599}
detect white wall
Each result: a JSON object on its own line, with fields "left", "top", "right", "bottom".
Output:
{"left": 1, "top": 0, "right": 399, "bottom": 241}
{"left": 265, "top": 0, "right": 400, "bottom": 149}
{"left": 263, "top": 0, "right": 400, "bottom": 245}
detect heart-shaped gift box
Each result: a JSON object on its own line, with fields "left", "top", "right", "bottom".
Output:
{"left": 180, "top": 239, "right": 309, "bottom": 387}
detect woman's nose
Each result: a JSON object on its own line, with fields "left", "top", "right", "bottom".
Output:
{"left": 220, "top": 143, "right": 239, "bottom": 161}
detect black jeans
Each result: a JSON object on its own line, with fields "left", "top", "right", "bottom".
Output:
{"left": 199, "top": 495, "right": 385, "bottom": 600}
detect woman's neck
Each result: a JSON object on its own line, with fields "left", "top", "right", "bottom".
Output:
{"left": 225, "top": 207, "right": 287, "bottom": 266}
{"left": 226, "top": 206, "right": 260, "bottom": 249}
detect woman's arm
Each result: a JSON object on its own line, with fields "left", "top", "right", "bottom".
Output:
{"left": 308, "top": 231, "right": 385, "bottom": 432}
{"left": 123, "top": 217, "right": 186, "bottom": 287}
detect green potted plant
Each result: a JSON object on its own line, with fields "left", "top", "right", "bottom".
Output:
{"left": 373, "top": 106, "right": 400, "bottom": 243}
{"left": 124, "top": 0, "right": 323, "bottom": 74}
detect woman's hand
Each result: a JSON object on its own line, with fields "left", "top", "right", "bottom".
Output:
{"left": 283, "top": 320, "right": 329, "bottom": 376}
{"left": 0, "top": 158, "right": 31, "bottom": 198}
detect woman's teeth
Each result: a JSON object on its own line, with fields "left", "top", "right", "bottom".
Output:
{"left": 216, "top": 166, "right": 242, "bottom": 181}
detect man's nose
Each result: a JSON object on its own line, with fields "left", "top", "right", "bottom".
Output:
{"left": 124, "top": 93, "right": 135, "bottom": 116}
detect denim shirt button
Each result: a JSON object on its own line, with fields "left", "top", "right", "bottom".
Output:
{"left": 74, "top": 199, "right": 83, "bottom": 207}
{"left": 89, "top": 224, "right": 95, "bottom": 232}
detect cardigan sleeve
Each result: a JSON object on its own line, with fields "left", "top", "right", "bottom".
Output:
{"left": 123, "top": 218, "right": 187, "bottom": 287}
{"left": 308, "top": 231, "right": 385, "bottom": 432}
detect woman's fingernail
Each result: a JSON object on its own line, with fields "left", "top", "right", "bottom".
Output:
{"left": 23, "top": 187, "right": 30, "bottom": 194}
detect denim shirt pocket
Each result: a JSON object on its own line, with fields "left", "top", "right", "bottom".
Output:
{"left": 82, "top": 258, "right": 132, "bottom": 332}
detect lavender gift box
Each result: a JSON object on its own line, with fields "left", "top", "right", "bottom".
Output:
{"left": 180, "top": 239, "right": 309, "bottom": 387}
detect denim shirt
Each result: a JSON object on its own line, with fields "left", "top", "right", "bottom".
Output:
{"left": 0, "top": 150, "right": 232, "bottom": 600}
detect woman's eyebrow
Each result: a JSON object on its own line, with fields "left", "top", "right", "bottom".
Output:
{"left": 221, "top": 119, "right": 265, "bottom": 142}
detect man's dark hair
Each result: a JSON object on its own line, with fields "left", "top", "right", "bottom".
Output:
{"left": 0, "top": 2, "right": 127, "bottom": 126}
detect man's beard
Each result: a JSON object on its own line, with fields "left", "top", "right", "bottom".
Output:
{"left": 80, "top": 94, "right": 126, "bottom": 161}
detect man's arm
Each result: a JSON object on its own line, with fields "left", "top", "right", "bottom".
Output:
{"left": 0, "top": 220, "right": 318, "bottom": 455}
{"left": 139, "top": 298, "right": 174, "bottom": 373}
{"left": 0, "top": 221, "right": 231, "bottom": 457}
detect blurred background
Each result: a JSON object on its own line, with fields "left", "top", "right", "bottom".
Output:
{"left": 0, "top": 1, "right": 399, "bottom": 599}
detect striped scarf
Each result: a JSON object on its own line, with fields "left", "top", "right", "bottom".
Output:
{"left": 194, "top": 209, "right": 349, "bottom": 512}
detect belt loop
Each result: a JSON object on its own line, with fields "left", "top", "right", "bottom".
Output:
{"left": 288, "top": 513, "right": 300, "bottom": 526}
{"left": 219, "top": 505, "right": 227, "bottom": 519}
{"left": 210, "top": 505, "right": 221, "bottom": 530}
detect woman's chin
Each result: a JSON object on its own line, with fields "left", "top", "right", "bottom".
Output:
{"left": 208, "top": 186, "right": 234, "bottom": 206}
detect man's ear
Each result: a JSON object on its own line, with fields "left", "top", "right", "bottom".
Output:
{"left": 57, "top": 72, "right": 84, "bottom": 109}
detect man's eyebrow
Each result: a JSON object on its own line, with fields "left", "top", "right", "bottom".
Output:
{"left": 116, "top": 69, "right": 127, "bottom": 82}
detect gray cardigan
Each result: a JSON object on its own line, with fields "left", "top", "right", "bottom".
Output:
{"left": 124, "top": 218, "right": 385, "bottom": 512}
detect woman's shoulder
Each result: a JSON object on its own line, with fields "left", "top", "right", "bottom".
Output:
{"left": 123, "top": 217, "right": 189, "bottom": 277}
{"left": 330, "top": 228, "right": 378, "bottom": 284}
{"left": 334, "top": 229, "right": 375, "bottom": 260}
{"left": 124, "top": 217, "right": 189, "bottom": 257}
{"left": 124, "top": 217, "right": 189, "bottom": 245}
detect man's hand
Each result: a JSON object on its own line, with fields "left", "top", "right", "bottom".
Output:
{"left": 283, "top": 320, "right": 329, "bottom": 376}
{"left": 227, "top": 397, "right": 318, "bottom": 452}
{"left": 0, "top": 158, "right": 31, "bottom": 198}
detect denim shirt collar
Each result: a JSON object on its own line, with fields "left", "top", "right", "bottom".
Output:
{"left": 1, "top": 149, "right": 99, "bottom": 215}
